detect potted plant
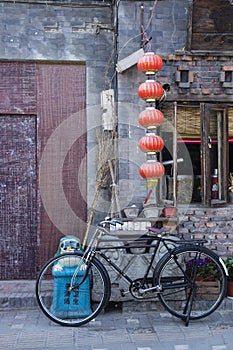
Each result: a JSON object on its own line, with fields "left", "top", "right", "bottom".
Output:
{"left": 229, "top": 173, "right": 233, "bottom": 203}
{"left": 224, "top": 257, "right": 233, "bottom": 298}
{"left": 162, "top": 205, "right": 177, "bottom": 218}
{"left": 185, "top": 257, "right": 220, "bottom": 297}
{"left": 186, "top": 257, "right": 217, "bottom": 281}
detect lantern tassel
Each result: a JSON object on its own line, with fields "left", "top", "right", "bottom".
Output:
{"left": 146, "top": 178, "right": 158, "bottom": 188}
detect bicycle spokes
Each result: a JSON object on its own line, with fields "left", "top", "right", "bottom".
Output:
{"left": 155, "top": 245, "right": 227, "bottom": 323}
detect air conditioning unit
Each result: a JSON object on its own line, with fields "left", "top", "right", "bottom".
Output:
{"left": 116, "top": 48, "right": 144, "bottom": 73}
{"left": 100, "top": 89, "right": 115, "bottom": 130}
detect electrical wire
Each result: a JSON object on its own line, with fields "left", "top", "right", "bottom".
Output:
{"left": 118, "top": 0, "right": 158, "bottom": 58}
{"left": 141, "top": 0, "right": 157, "bottom": 51}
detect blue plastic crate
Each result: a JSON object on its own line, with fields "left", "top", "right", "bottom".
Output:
{"left": 51, "top": 265, "right": 92, "bottom": 319}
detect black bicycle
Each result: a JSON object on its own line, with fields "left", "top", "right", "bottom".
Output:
{"left": 36, "top": 218, "right": 228, "bottom": 327}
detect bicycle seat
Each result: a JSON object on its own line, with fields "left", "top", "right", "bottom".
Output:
{"left": 146, "top": 227, "right": 166, "bottom": 234}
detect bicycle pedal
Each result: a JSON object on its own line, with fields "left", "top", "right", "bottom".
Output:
{"left": 120, "top": 289, "right": 128, "bottom": 297}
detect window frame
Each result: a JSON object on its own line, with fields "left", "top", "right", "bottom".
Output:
{"left": 162, "top": 102, "right": 229, "bottom": 206}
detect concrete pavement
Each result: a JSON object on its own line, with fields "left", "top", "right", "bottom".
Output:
{"left": 1, "top": 280, "right": 233, "bottom": 349}
{"left": 1, "top": 303, "right": 233, "bottom": 349}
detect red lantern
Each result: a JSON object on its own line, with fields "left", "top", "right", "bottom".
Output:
{"left": 138, "top": 134, "right": 164, "bottom": 154}
{"left": 137, "top": 52, "right": 163, "bottom": 75}
{"left": 139, "top": 162, "right": 165, "bottom": 188}
{"left": 138, "top": 80, "right": 164, "bottom": 102}
{"left": 138, "top": 108, "right": 164, "bottom": 129}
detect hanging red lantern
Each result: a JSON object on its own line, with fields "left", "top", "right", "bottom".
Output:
{"left": 138, "top": 108, "right": 164, "bottom": 129}
{"left": 137, "top": 52, "right": 163, "bottom": 75}
{"left": 139, "top": 162, "right": 165, "bottom": 188}
{"left": 138, "top": 134, "right": 164, "bottom": 154}
{"left": 138, "top": 80, "right": 164, "bottom": 102}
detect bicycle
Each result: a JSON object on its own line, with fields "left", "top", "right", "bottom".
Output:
{"left": 36, "top": 218, "right": 228, "bottom": 327}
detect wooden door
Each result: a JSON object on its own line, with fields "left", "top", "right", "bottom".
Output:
{"left": 0, "top": 116, "right": 37, "bottom": 279}
{"left": 0, "top": 61, "right": 86, "bottom": 278}
{"left": 37, "top": 63, "right": 87, "bottom": 269}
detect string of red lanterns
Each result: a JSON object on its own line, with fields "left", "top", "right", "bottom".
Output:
{"left": 138, "top": 134, "right": 164, "bottom": 154}
{"left": 137, "top": 52, "right": 163, "bottom": 75}
{"left": 138, "top": 80, "right": 164, "bottom": 102}
{"left": 139, "top": 162, "right": 165, "bottom": 188}
{"left": 138, "top": 107, "right": 164, "bottom": 129}
{"left": 137, "top": 51, "right": 165, "bottom": 189}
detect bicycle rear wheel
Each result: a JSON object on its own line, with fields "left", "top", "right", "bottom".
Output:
{"left": 153, "top": 245, "right": 227, "bottom": 323}
{"left": 36, "top": 251, "right": 111, "bottom": 326}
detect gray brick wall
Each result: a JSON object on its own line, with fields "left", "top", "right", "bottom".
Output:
{"left": 0, "top": 1, "right": 115, "bottom": 224}
{"left": 0, "top": 2, "right": 114, "bottom": 104}
{"left": 117, "top": 0, "right": 189, "bottom": 57}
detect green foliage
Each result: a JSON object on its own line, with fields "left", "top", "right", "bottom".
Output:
{"left": 186, "top": 257, "right": 220, "bottom": 280}
{"left": 224, "top": 257, "right": 233, "bottom": 282}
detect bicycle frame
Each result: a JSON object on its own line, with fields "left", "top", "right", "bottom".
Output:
{"left": 71, "top": 230, "right": 206, "bottom": 295}
{"left": 96, "top": 236, "right": 173, "bottom": 288}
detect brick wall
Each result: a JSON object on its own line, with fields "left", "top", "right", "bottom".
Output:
{"left": 161, "top": 54, "right": 233, "bottom": 101}
{"left": 178, "top": 206, "right": 233, "bottom": 258}
{"left": 117, "top": 0, "right": 189, "bottom": 57}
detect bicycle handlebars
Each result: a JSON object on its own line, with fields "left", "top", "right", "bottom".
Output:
{"left": 98, "top": 218, "right": 124, "bottom": 227}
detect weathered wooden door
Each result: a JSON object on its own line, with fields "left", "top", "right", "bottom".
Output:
{"left": 37, "top": 63, "right": 87, "bottom": 270}
{"left": 0, "top": 116, "right": 37, "bottom": 279}
{"left": 0, "top": 61, "right": 86, "bottom": 278}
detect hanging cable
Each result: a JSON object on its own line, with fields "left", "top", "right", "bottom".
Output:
{"left": 141, "top": 0, "right": 157, "bottom": 50}
{"left": 117, "top": 0, "right": 158, "bottom": 58}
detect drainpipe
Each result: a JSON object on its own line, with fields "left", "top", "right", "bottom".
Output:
{"left": 113, "top": 0, "right": 119, "bottom": 106}
{"left": 140, "top": 1, "right": 144, "bottom": 48}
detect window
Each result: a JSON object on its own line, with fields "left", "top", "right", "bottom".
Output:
{"left": 181, "top": 70, "right": 189, "bottom": 83}
{"left": 175, "top": 67, "right": 194, "bottom": 88}
{"left": 220, "top": 66, "right": 233, "bottom": 88}
{"left": 161, "top": 103, "right": 230, "bottom": 206}
{"left": 228, "top": 107, "right": 233, "bottom": 173}
{"left": 207, "top": 108, "right": 228, "bottom": 203}
{"left": 225, "top": 71, "right": 232, "bottom": 83}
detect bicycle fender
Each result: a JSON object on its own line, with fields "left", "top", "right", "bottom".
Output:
{"left": 219, "top": 257, "right": 229, "bottom": 277}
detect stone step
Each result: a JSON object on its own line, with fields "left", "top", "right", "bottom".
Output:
{"left": 1, "top": 280, "right": 233, "bottom": 312}
{"left": 0, "top": 280, "right": 38, "bottom": 309}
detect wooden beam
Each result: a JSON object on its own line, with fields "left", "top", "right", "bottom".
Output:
{"left": 200, "top": 103, "right": 211, "bottom": 206}
{"left": 186, "top": 0, "right": 193, "bottom": 51}
{"left": 173, "top": 101, "right": 178, "bottom": 207}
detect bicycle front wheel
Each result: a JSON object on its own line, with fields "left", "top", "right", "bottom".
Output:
{"left": 153, "top": 245, "right": 227, "bottom": 322}
{"left": 36, "top": 251, "right": 111, "bottom": 326}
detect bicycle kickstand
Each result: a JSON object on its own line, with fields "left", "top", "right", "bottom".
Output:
{"left": 183, "top": 286, "right": 196, "bottom": 327}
